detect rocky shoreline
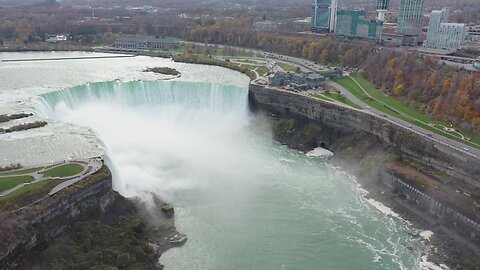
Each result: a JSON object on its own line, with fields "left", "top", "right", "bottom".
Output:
{"left": 0, "top": 165, "right": 186, "bottom": 270}
{"left": 253, "top": 111, "right": 477, "bottom": 269}
{"left": 25, "top": 192, "right": 187, "bottom": 270}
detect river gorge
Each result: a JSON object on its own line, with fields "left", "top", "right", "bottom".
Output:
{"left": 0, "top": 52, "right": 443, "bottom": 269}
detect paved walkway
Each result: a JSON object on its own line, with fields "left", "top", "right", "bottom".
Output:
{"left": 48, "top": 158, "right": 103, "bottom": 195}
{"left": 0, "top": 158, "right": 103, "bottom": 197}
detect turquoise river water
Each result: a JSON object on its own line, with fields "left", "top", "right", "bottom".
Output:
{"left": 33, "top": 80, "right": 432, "bottom": 270}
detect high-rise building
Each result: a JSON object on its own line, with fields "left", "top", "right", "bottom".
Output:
{"left": 376, "top": 0, "right": 390, "bottom": 21}
{"left": 397, "top": 0, "right": 424, "bottom": 35}
{"left": 311, "top": 0, "right": 338, "bottom": 33}
{"left": 336, "top": 10, "right": 383, "bottom": 41}
{"left": 424, "top": 8, "right": 467, "bottom": 51}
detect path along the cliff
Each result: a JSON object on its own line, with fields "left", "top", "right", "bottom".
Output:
{"left": 327, "top": 80, "right": 479, "bottom": 159}
{"left": 0, "top": 158, "right": 103, "bottom": 198}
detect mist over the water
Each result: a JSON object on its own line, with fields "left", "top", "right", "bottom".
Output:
{"left": 37, "top": 80, "right": 428, "bottom": 270}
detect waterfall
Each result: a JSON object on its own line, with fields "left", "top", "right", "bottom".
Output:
{"left": 33, "top": 80, "right": 249, "bottom": 119}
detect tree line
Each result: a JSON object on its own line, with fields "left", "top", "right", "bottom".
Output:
{"left": 361, "top": 51, "right": 480, "bottom": 132}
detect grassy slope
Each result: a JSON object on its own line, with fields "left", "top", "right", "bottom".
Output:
{"left": 0, "top": 167, "right": 43, "bottom": 176}
{"left": 352, "top": 75, "right": 433, "bottom": 123}
{"left": 335, "top": 76, "right": 480, "bottom": 148}
{"left": 0, "top": 179, "right": 55, "bottom": 201}
{"left": 42, "top": 164, "right": 84, "bottom": 178}
{"left": 323, "top": 92, "right": 361, "bottom": 109}
{"left": 0, "top": 176, "right": 34, "bottom": 192}
{"left": 256, "top": 66, "right": 270, "bottom": 76}
{"left": 277, "top": 62, "right": 297, "bottom": 72}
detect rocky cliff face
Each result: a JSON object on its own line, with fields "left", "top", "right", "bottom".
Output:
{"left": 249, "top": 84, "right": 480, "bottom": 187}
{"left": 249, "top": 84, "right": 480, "bottom": 268}
{"left": 0, "top": 166, "right": 116, "bottom": 269}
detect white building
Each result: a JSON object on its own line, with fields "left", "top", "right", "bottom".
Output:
{"left": 424, "top": 8, "right": 467, "bottom": 51}
{"left": 45, "top": 35, "right": 68, "bottom": 43}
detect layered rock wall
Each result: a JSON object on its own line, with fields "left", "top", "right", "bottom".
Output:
{"left": 249, "top": 84, "right": 480, "bottom": 186}
{"left": 0, "top": 166, "right": 116, "bottom": 269}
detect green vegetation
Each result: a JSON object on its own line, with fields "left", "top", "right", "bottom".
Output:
{"left": 318, "top": 70, "right": 337, "bottom": 76}
{"left": 256, "top": 66, "right": 269, "bottom": 76}
{"left": 323, "top": 92, "right": 361, "bottom": 109}
{"left": 351, "top": 75, "right": 432, "bottom": 123}
{"left": 234, "top": 59, "right": 255, "bottom": 64}
{"left": 38, "top": 198, "right": 158, "bottom": 269}
{"left": 277, "top": 62, "right": 298, "bottom": 72}
{"left": 240, "top": 64, "right": 259, "bottom": 70}
{"left": 0, "top": 166, "right": 43, "bottom": 176}
{"left": 174, "top": 53, "right": 257, "bottom": 80}
{"left": 0, "top": 179, "right": 55, "bottom": 202}
{"left": 239, "top": 64, "right": 270, "bottom": 76}
{"left": 352, "top": 75, "right": 480, "bottom": 145}
{"left": 335, "top": 76, "right": 480, "bottom": 149}
{"left": 0, "top": 175, "right": 34, "bottom": 192}
{"left": 311, "top": 93, "right": 360, "bottom": 109}
{"left": 42, "top": 164, "right": 84, "bottom": 178}
{"left": 143, "top": 67, "right": 180, "bottom": 76}
{"left": 273, "top": 118, "right": 297, "bottom": 134}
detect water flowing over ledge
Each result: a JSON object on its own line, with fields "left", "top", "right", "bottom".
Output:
{"left": 34, "top": 80, "right": 250, "bottom": 118}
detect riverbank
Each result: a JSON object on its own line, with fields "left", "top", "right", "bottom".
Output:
{"left": 251, "top": 109, "right": 479, "bottom": 269}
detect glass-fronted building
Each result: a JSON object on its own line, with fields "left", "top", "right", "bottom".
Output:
{"left": 335, "top": 10, "right": 383, "bottom": 41}
{"left": 397, "top": 0, "right": 424, "bottom": 35}
{"left": 311, "top": 0, "right": 338, "bottom": 33}
{"left": 376, "top": 0, "right": 390, "bottom": 21}
{"left": 376, "top": 0, "right": 390, "bottom": 10}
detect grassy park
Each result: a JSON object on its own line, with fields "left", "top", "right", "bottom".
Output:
{"left": 239, "top": 64, "right": 270, "bottom": 77}
{"left": 312, "top": 92, "right": 361, "bottom": 109}
{"left": 42, "top": 163, "right": 84, "bottom": 178}
{"left": 335, "top": 76, "right": 480, "bottom": 148}
{"left": 277, "top": 62, "right": 298, "bottom": 72}
{"left": 0, "top": 167, "right": 43, "bottom": 177}
{"left": 0, "top": 176, "right": 35, "bottom": 192}
{"left": 0, "top": 179, "right": 56, "bottom": 202}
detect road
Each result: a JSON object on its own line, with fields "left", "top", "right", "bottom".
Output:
{"left": 330, "top": 81, "right": 480, "bottom": 158}
{"left": 0, "top": 158, "right": 103, "bottom": 197}
{"left": 183, "top": 41, "right": 480, "bottom": 158}
{"left": 48, "top": 158, "right": 103, "bottom": 195}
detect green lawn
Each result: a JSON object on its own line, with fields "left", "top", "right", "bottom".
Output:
{"left": 319, "top": 70, "right": 337, "bottom": 76}
{"left": 312, "top": 93, "right": 360, "bottom": 109}
{"left": 0, "top": 167, "right": 44, "bottom": 176}
{"left": 351, "top": 75, "right": 480, "bottom": 145}
{"left": 335, "top": 76, "right": 480, "bottom": 149}
{"left": 256, "top": 66, "right": 270, "bottom": 76}
{"left": 323, "top": 92, "right": 361, "bottom": 109}
{"left": 277, "top": 62, "right": 298, "bottom": 72}
{"left": 335, "top": 77, "right": 370, "bottom": 100}
{"left": 240, "top": 64, "right": 260, "bottom": 70}
{"left": 0, "top": 179, "right": 55, "bottom": 201}
{"left": 351, "top": 75, "right": 433, "bottom": 123}
{"left": 42, "top": 164, "right": 84, "bottom": 178}
{"left": 0, "top": 175, "right": 34, "bottom": 192}
{"left": 235, "top": 59, "right": 255, "bottom": 63}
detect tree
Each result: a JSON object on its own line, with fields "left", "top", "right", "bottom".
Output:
{"left": 393, "top": 83, "right": 405, "bottom": 96}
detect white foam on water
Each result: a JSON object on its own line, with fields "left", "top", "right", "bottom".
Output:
{"left": 420, "top": 230, "right": 434, "bottom": 241}
{"left": 306, "top": 147, "right": 334, "bottom": 158}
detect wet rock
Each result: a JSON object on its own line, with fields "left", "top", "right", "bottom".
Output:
{"left": 116, "top": 253, "right": 130, "bottom": 268}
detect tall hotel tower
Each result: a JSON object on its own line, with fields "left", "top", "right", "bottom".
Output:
{"left": 376, "top": 0, "right": 390, "bottom": 21}
{"left": 311, "top": 0, "right": 338, "bottom": 33}
{"left": 397, "top": 0, "right": 424, "bottom": 35}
